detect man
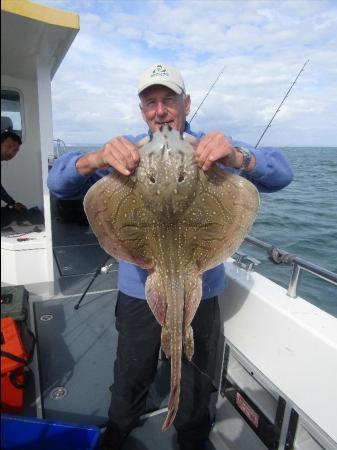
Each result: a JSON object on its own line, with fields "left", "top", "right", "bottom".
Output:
{"left": 1, "top": 131, "right": 27, "bottom": 227}
{"left": 47, "top": 63, "right": 293, "bottom": 450}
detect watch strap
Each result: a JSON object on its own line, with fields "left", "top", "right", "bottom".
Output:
{"left": 236, "top": 146, "right": 252, "bottom": 171}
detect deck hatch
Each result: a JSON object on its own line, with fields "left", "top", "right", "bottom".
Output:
{"left": 220, "top": 343, "right": 286, "bottom": 449}
{"left": 285, "top": 409, "right": 334, "bottom": 450}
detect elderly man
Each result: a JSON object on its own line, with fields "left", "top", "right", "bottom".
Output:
{"left": 48, "top": 63, "right": 293, "bottom": 450}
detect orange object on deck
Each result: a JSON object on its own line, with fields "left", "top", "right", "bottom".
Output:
{"left": 1, "top": 317, "right": 27, "bottom": 413}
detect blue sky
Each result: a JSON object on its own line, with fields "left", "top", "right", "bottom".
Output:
{"left": 40, "top": 0, "right": 337, "bottom": 146}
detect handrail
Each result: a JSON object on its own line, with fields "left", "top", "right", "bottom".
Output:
{"left": 52, "top": 138, "right": 66, "bottom": 158}
{"left": 244, "top": 235, "right": 337, "bottom": 298}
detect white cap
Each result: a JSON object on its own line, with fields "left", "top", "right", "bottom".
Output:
{"left": 138, "top": 63, "right": 185, "bottom": 95}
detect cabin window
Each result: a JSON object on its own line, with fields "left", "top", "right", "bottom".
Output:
{"left": 1, "top": 90, "right": 23, "bottom": 138}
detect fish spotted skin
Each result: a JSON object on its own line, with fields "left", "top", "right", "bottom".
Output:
{"left": 84, "top": 125, "right": 259, "bottom": 430}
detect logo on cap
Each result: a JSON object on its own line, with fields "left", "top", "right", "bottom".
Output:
{"left": 151, "top": 64, "right": 169, "bottom": 78}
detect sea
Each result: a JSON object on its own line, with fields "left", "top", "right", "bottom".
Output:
{"left": 59, "top": 144, "right": 337, "bottom": 317}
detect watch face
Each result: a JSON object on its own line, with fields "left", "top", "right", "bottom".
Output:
{"left": 243, "top": 150, "right": 251, "bottom": 169}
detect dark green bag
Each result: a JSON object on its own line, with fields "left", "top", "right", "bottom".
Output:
{"left": 1, "top": 285, "right": 29, "bottom": 321}
{"left": 1, "top": 285, "right": 35, "bottom": 362}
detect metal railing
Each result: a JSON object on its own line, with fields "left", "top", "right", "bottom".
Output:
{"left": 53, "top": 138, "right": 66, "bottom": 158}
{"left": 48, "top": 139, "right": 66, "bottom": 166}
{"left": 240, "top": 235, "right": 337, "bottom": 298}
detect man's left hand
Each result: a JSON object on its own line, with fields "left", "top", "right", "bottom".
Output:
{"left": 195, "top": 131, "right": 245, "bottom": 171}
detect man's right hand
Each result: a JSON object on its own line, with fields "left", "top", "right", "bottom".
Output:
{"left": 13, "top": 202, "right": 27, "bottom": 212}
{"left": 76, "top": 136, "right": 140, "bottom": 176}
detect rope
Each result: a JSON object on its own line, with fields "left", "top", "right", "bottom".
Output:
{"left": 268, "top": 247, "right": 296, "bottom": 265}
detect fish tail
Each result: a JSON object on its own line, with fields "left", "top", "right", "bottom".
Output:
{"left": 161, "top": 337, "right": 182, "bottom": 431}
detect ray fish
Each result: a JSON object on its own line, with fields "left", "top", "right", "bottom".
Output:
{"left": 84, "top": 124, "right": 259, "bottom": 431}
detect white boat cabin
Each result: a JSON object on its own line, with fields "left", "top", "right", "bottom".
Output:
{"left": 1, "top": 0, "right": 79, "bottom": 293}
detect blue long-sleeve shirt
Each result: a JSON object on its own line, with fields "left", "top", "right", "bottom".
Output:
{"left": 48, "top": 123, "right": 293, "bottom": 300}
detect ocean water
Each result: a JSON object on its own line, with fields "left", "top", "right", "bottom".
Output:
{"left": 60, "top": 145, "right": 337, "bottom": 317}
{"left": 242, "top": 147, "right": 337, "bottom": 318}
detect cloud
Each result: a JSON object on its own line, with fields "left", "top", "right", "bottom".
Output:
{"left": 38, "top": 0, "right": 337, "bottom": 146}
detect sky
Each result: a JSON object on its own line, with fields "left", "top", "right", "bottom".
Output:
{"left": 40, "top": 0, "right": 337, "bottom": 147}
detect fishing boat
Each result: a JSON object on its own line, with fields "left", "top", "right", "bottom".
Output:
{"left": 1, "top": 1, "right": 336, "bottom": 449}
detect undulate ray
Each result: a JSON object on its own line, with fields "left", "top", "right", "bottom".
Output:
{"left": 84, "top": 125, "right": 259, "bottom": 431}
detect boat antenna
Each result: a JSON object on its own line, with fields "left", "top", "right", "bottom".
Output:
{"left": 189, "top": 63, "right": 226, "bottom": 124}
{"left": 255, "top": 60, "right": 309, "bottom": 148}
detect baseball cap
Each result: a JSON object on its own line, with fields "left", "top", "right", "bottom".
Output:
{"left": 138, "top": 63, "right": 186, "bottom": 95}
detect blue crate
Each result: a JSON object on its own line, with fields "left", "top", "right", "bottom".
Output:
{"left": 1, "top": 414, "right": 100, "bottom": 450}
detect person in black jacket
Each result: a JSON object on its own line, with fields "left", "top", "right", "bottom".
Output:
{"left": 1, "top": 131, "right": 27, "bottom": 227}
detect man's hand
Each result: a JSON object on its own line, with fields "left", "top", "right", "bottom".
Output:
{"left": 13, "top": 202, "right": 27, "bottom": 212}
{"left": 195, "top": 131, "right": 255, "bottom": 172}
{"left": 76, "top": 136, "right": 140, "bottom": 176}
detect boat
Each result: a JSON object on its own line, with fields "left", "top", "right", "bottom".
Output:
{"left": 1, "top": 1, "right": 337, "bottom": 449}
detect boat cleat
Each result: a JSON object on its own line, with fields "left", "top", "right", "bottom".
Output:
{"left": 233, "top": 252, "right": 260, "bottom": 272}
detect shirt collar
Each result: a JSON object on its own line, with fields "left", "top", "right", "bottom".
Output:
{"left": 147, "top": 121, "right": 192, "bottom": 136}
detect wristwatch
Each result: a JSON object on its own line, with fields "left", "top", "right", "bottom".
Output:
{"left": 235, "top": 146, "right": 252, "bottom": 171}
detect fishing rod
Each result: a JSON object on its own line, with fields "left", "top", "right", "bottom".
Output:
{"left": 74, "top": 255, "right": 111, "bottom": 310}
{"left": 189, "top": 60, "right": 309, "bottom": 148}
{"left": 255, "top": 60, "right": 309, "bottom": 148}
{"left": 189, "top": 63, "right": 226, "bottom": 124}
